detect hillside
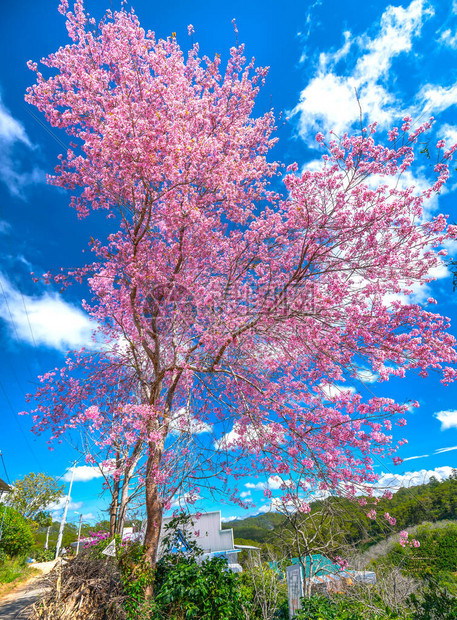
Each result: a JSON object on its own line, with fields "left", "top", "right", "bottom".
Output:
{"left": 223, "top": 472, "right": 457, "bottom": 548}
{"left": 222, "top": 512, "right": 285, "bottom": 543}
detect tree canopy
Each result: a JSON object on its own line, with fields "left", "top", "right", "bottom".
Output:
{"left": 23, "top": 0, "right": 457, "bottom": 568}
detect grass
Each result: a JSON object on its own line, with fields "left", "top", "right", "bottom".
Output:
{"left": 0, "top": 556, "right": 40, "bottom": 599}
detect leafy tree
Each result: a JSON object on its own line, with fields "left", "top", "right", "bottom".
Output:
{"left": 24, "top": 0, "right": 457, "bottom": 581}
{"left": 9, "top": 472, "right": 64, "bottom": 521}
{"left": 0, "top": 505, "right": 34, "bottom": 557}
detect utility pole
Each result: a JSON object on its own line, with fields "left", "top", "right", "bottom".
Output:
{"left": 0, "top": 450, "right": 11, "bottom": 544}
{"left": 44, "top": 525, "right": 51, "bottom": 550}
{"left": 76, "top": 513, "right": 83, "bottom": 555}
{"left": 55, "top": 463, "right": 76, "bottom": 560}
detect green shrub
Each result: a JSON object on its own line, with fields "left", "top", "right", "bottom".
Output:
{"left": 152, "top": 556, "right": 247, "bottom": 619}
{"left": 0, "top": 555, "right": 28, "bottom": 584}
{"left": 119, "top": 546, "right": 250, "bottom": 620}
{"left": 33, "top": 548, "right": 55, "bottom": 562}
{"left": 119, "top": 542, "right": 155, "bottom": 617}
{"left": 0, "top": 506, "right": 34, "bottom": 557}
{"left": 294, "top": 595, "right": 405, "bottom": 620}
{"left": 240, "top": 563, "right": 288, "bottom": 619}
{"left": 409, "top": 579, "right": 457, "bottom": 620}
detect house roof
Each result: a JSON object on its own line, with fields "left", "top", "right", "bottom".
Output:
{"left": 0, "top": 478, "right": 11, "bottom": 493}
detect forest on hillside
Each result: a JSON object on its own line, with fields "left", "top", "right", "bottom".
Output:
{"left": 224, "top": 472, "right": 457, "bottom": 551}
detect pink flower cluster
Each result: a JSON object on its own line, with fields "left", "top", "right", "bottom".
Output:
{"left": 399, "top": 530, "right": 420, "bottom": 548}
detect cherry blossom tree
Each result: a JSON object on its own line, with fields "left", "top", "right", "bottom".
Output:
{"left": 24, "top": 0, "right": 457, "bottom": 578}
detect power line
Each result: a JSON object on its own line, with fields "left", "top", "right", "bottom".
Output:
{"left": 0, "top": 379, "right": 42, "bottom": 469}
{"left": 0, "top": 204, "right": 46, "bottom": 376}
{"left": 0, "top": 451, "right": 10, "bottom": 484}
{"left": 23, "top": 104, "right": 69, "bottom": 152}
{"left": 0, "top": 277, "right": 38, "bottom": 389}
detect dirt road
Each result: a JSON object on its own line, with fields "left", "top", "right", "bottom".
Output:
{"left": 0, "top": 561, "right": 57, "bottom": 619}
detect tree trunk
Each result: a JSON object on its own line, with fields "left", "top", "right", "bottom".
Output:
{"left": 115, "top": 442, "right": 143, "bottom": 536}
{"left": 109, "top": 451, "right": 121, "bottom": 538}
{"left": 115, "top": 481, "right": 129, "bottom": 537}
{"left": 143, "top": 446, "right": 164, "bottom": 598}
{"left": 109, "top": 478, "right": 120, "bottom": 538}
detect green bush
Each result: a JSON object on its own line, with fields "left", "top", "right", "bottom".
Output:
{"left": 33, "top": 548, "right": 55, "bottom": 562}
{"left": 119, "top": 542, "right": 155, "bottom": 617}
{"left": 0, "top": 506, "right": 34, "bottom": 557}
{"left": 153, "top": 556, "right": 247, "bottom": 619}
{"left": 408, "top": 579, "right": 457, "bottom": 620}
{"left": 119, "top": 545, "right": 251, "bottom": 620}
{"left": 240, "top": 563, "right": 288, "bottom": 619}
{"left": 0, "top": 555, "right": 28, "bottom": 584}
{"left": 293, "top": 595, "right": 406, "bottom": 620}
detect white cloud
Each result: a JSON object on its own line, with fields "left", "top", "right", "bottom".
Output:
{"left": 48, "top": 496, "right": 83, "bottom": 514}
{"left": 0, "top": 95, "right": 44, "bottom": 196}
{"left": 294, "top": 0, "right": 432, "bottom": 140}
{"left": 215, "top": 423, "right": 285, "bottom": 451}
{"left": 169, "top": 492, "right": 202, "bottom": 509}
{"left": 267, "top": 475, "right": 293, "bottom": 490}
{"left": 355, "top": 368, "right": 379, "bottom": 384}
{"left": 420, "top": 83, "right": 457, "bottom": 114}
{"left": 240, "top": 491, "right": 251, "bottom": 498}
{"left": 403, "top": 454, "right": 429, "bottom": 461}
{"left": 435, "top": 445, "right": 457, "bottom": 454}
{"left": 245, "top": 481, "right": 265, "bottom": 490}
{"left": 0, "top": 221, "right": 11, "bottom": 235}
{"left": 221, "top": 515, "right": 238, "bottom": 523}
{"left": 170, "top": 407, "right": 212, "bottom": 435}
{"left": 81, "top": 512, "right": 96, "bottom": 521}
{"left": 320, "top": 383, "right": 356, "bottom": 400}
{"left": 0, "top": 272, "right": 94, "bottom": 352}
{"left": 376, "top": 465, "right": 454, "bottom": 491}
{"left": 244, "top": 476, "right": 292, "bottom": 491}
{"left": 439, "top": 28, "right": 457, "bottom": 49}
{"left": 0, "top": 100, "right": 30, "bottom": 146}
{"left": 434, "top": 410, "right": 457, "bottom": 431}
{"left": 63, "top": 463, "right": 114, "bottom": 483}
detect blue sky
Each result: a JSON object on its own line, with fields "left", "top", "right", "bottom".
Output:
{"left": 1, "top": 0, "right": 457, "bottom": 525}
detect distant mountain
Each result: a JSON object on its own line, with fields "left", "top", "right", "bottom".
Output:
{"left": 222, "top": 512, "right": 285, "bottom": 543}
{"left": 222, "top": 474, "right": 457, "bottom": 548}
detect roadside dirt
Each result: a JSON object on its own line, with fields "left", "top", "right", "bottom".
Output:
{"left": 0, "top": 561, "right": 58, "bottom": 619}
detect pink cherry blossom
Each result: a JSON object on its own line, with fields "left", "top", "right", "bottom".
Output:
{"left": 23, "top": 0, "right": 457, "bottom": 568}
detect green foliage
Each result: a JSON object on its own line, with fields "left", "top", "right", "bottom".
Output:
{"left": 223, "top": 513, "right": 286, "bottom": 544}
{"left": 294, "top": 595, "right": 405, "bottom": 620}
{"left": 226, "top": 475, "right": 457, "bottom": 552}
{"left": 240, "top": 563, "right": 288, "bottom": 619}
{"left": 152, "top": 556, "right": 248, "bottom": 620}
{"left": 408, "top": 579, "right": 457, "bottom": 619}
{"left": 0, "top": 554, "right": 30, "bottom": 584}
{"left": 9, "top": 472, "right": 64, "bottom": 520}
{"left": 382, "top": 522, "right": 457, "bottom": 587}
{"left": 0, "top": 505, "right": 34, "bottom": 557}
{"left": 118, "top": 540, "right": 249, "bottom": 620}
{"left": 294, "top": 595, "right": 363, "bottom": 620}
{"left": 33, "top": 548, "right": 55, "bottom": 562}
{"left": 33, "top": 521, "right": 78, "bottom": 554}
{"left": 34, "top": 511, "right": 53, "bottom": 528}
{"left": 119, "top": 543, "right": 155, "bottom": 618}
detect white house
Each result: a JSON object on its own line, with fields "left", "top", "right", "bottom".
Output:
{"left": 158, "top": 510, "right": 242, "bottom": 572}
